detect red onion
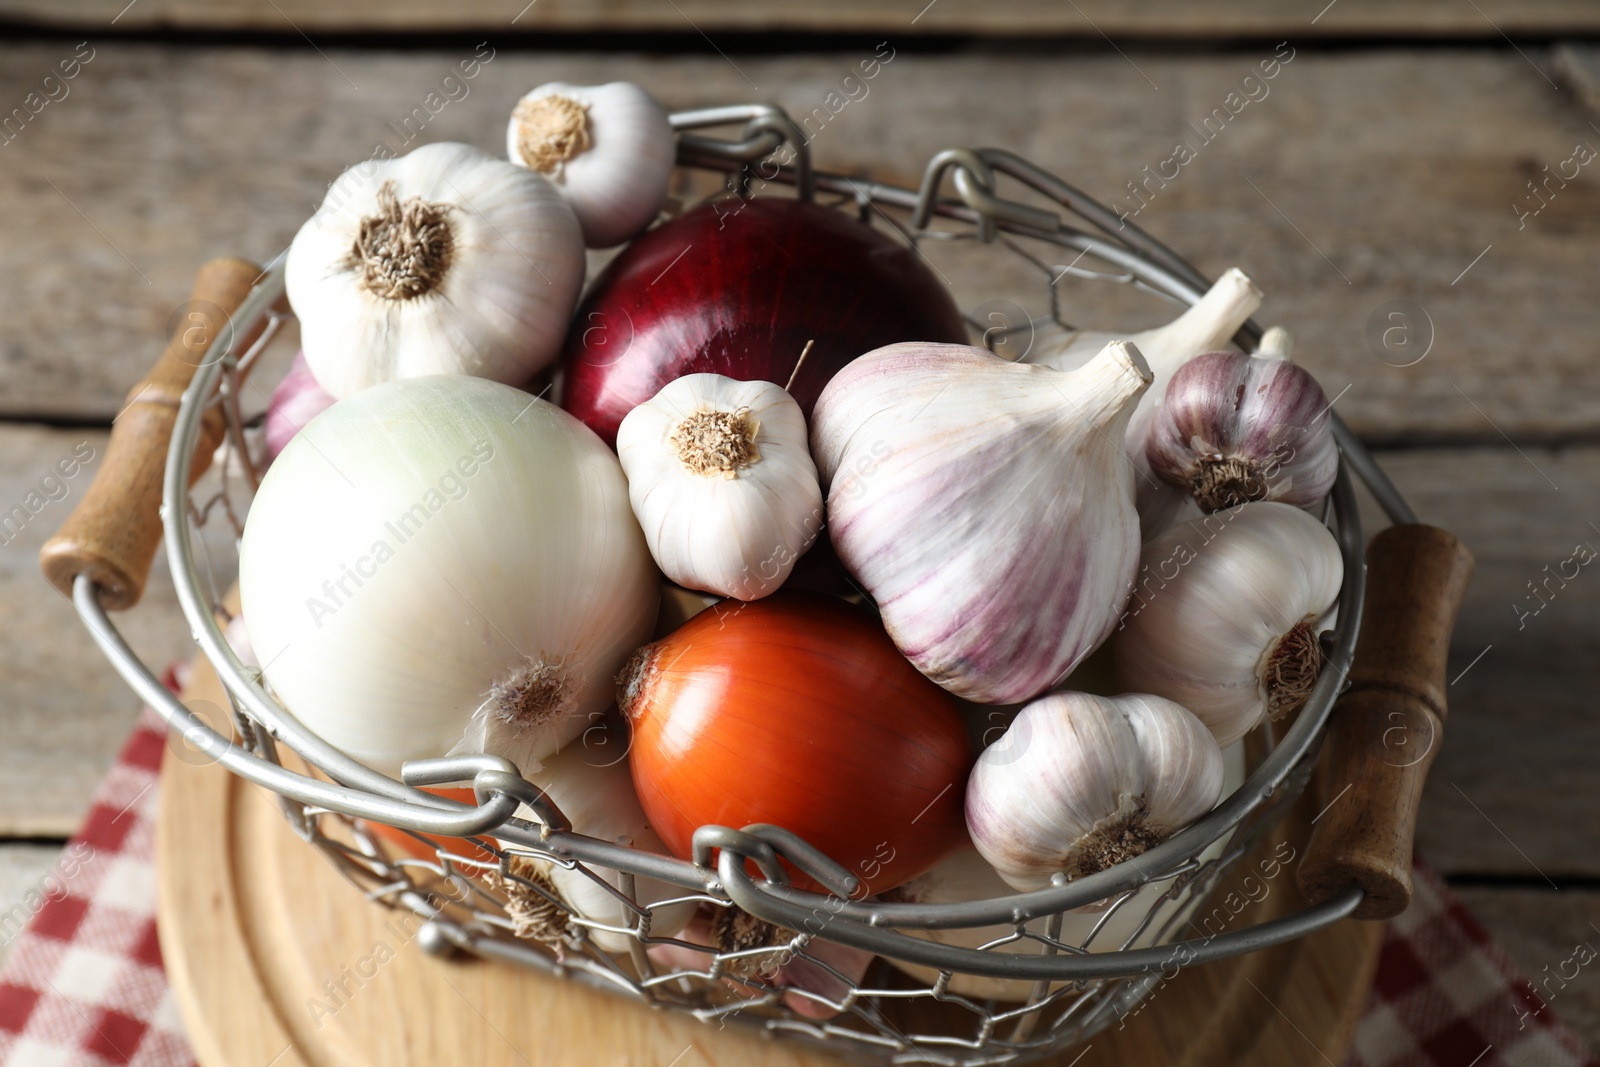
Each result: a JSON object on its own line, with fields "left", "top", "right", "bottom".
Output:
{"left": 264, "top": 351, "right": 336, "bottom": 461}
{"left": 559, "top": 197, "right": 968, "bottom": 448}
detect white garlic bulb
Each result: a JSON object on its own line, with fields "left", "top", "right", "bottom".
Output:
{"left": 965, "top": 692, "right": 1225, "bottom": 893}
{"left": 286, "top": 142, "right": 585, "bottom": 400}
{"left": 1025, "top": 269, "right": 1263, "bottom": 534}
{"left": 498, "top": 740, "right": 695, "bottom": 952}
{"left": 507, "top": 81, "right": 676, "bottom": 249}
{"left": 811, "top": 340, "right": 1151, "bottom": 705}
{"left": 1146, "top": 351, "right": 1338, "bottom": 513}
{"left": 617, "top": 374, "right": 823, "bottom": 601}
{"left": 1114, "top": 501, "right": 1343, "bottom": 745}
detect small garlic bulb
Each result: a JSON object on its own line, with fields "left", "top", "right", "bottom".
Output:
{"left": 286, "top": 142, "right": 585, "bottom": 400}
{"left": 812, "top": 340, "right": 1151, "bottom": 704}
{"left": 1114, "top": 501, "right": 1343, "bottom": 745}
{"left": 965, "top": 692, "right": 1224, "bottom": 893}
{"left": 1146, "top": 351, "right": 1337, "bottom": 512}
{"left": 507, "top": 81, "right": 676, "bottom": 249}
{"left": 499, "top": 739, "right": 695, "bottom": 952}
{"left": 617, "top": 373, "right": 823, "bottom": 601}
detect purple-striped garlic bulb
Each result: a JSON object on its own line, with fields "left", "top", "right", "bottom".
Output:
{"left": 1144, "top": 350, "right": 1337, "bottom": 513}
{"left": 810, "top": 339, "right": 1151, "bottom": 705}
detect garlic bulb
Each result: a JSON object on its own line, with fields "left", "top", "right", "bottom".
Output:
{"left": 811, "top": 340, "right": 1151, "bottom": 704}
{"left": 1025, "top": 269, "right": 1262, "bottom": 534}
{"left": 239, "top": 375, "right": 659, "bottom": 775}
{"left": 498, "top": 739, "right": 695, "bottom": 952}
{"left": 617, "top": 374, "right": 823, "bottom": 601}
{"left": 1146, "top": 351, "right": 1337, "bottom": 512}
{"left": 965, "top": 692, "right": 1224, "bottom": 893}
{"left": 1114, "top": 501, "right": 1343, "bottom": 745}
{"left": 286, "top": 142, "right": 584, "bottom": 400}
{"left": 507, "top": 81, "right": 675, "bottom": 249}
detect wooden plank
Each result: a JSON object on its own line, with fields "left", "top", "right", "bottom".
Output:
{"left": 1, "top": 43, "right": 1598, "bottom": 439}
{"left": 0, "top": 424, "right": 239, "bottom": 838}
{"left": 1452, "top": 887, "right": 1600, "bottom": 1051}
{"left": 0, "top": 844, "right": 66, "bottom": 970}
{"left": 4, "top": 0, "right": 1600, "bottom": 37}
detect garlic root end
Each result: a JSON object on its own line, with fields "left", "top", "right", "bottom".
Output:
{"left": 1260, "top": 616, "right": 1322, "bottom": 721}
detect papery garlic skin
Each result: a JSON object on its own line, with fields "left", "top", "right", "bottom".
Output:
{"left": 1147, "top": 351, "right": 1337, "bottom": 513}
{"left": 618, "top": 374, "right": 823, "bottom": 601}
{"left": 1024, "top": 269, "right": 1262, "bottom": 535}
{"left": 499, "top": 741, "right": 695, "bottom": 952}
{"left": 965, "top": 692, "right": 1224, "bottom": 893}
{"left": 1114, "top": 501, "right": 1343, "bottom": 745}
{"left": 507, "top": 81, "right": 675, "bottom": 249}
{"left": 287, "top": 142, "right": 584, "bottom": 400}
{"left": 239, "top": 376, "right": 658, "bottom": 777}
{"left": 812, "top": 340, "right": 1150, "bottom": 704}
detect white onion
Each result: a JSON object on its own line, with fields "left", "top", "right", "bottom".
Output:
{"left": 239, "top": 375, "right": 658, "bottom": 776}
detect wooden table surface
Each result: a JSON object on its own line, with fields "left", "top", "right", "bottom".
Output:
{"left": 2, "top": 5, "right": 1598, "bottom": 1057}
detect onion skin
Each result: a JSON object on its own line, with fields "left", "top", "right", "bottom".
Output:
{"left": 621, "top": 591, "right": 972, "bottom": 895}
{"left": 559, "top": 198, "right": 968, "bottom": 448}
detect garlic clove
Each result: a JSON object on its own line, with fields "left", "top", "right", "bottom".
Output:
{"left": 1113, "top": 501, "right": 1343, "bottom": 745}
{"left": 287, "top": 142, "right": 585, "bottom": 400}
{"left": 618, "top": 373, "right": 824, "bottom": 601}
{"left": 1146, "top": 350, "right": 1338, "bottom": 513}
{"left": 965, "top": 691, "right": 1224, "bottom": 894}
{"left": 812, "top": 339, "right": 1151, "bottom": 704}
{"left": 507, "top": 81, "right": 676, "bottom": 249}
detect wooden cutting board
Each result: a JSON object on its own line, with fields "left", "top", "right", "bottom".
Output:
{"left": 156, "top": 650, "right": 1384, "bottom": 1067}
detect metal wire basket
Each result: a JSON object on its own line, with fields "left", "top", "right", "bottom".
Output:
{"left": 50, "top": 101, "right": 1444, "bottom": 1066}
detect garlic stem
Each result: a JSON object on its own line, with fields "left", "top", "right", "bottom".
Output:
{"left": 346, "top": 181, "right": 455, "bottom": 301}
{"left": 513, "top": 93, "right": 592, "bottom": 174}
{"left": 1257, "top": 325, "right": 1294, "bottom": 361}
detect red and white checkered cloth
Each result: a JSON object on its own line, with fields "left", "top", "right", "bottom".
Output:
{"left": 0, "top": 708, "right": 193, "bottom": 1067}
{"left": 0, "top": 707, "right": 1594, "bottom": 1067}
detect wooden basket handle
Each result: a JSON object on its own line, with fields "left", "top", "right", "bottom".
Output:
{"left": 40, "top": 257, "right": 267, "bottom": 611}
{"left": 1297, "top": 523, "right": 1475, "bottom": 920}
